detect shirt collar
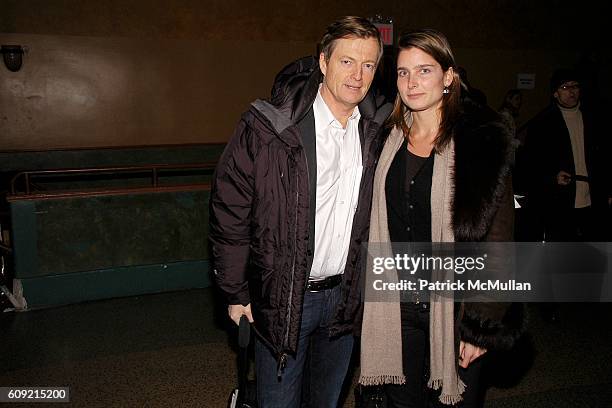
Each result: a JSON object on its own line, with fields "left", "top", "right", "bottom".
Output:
{"left": 313, "top": 85, "right": 361, "bottom": 133}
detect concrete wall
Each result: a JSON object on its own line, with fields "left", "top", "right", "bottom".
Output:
{"left": 0, "top": 0, "right": 606, "bottom": 150}
{"left": 0, "top": 33, "right": 313, "bottom": 149}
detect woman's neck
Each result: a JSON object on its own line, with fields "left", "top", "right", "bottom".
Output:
{"left": 408, "top": 109, "right": 440, "bottom": 156}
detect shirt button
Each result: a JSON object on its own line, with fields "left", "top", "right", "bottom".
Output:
{"left": 409, "top": 204, "right": 414, "bottom": 210}
{"left": 410, "top": 180, "right": 415, "bottom": 185}
{"left": 406, "top": 226, "right": 411, "bottom": 232}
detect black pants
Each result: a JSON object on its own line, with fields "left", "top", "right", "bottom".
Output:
{"left": 384, "top": 303, "right": 484, "bottom": 408}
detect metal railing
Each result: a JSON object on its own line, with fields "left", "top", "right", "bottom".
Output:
{"left": 10, "top": 161, "right": 217, "bottom": 196}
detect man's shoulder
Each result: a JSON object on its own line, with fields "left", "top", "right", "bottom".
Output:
{"left": 534, "top": 104, "right": 560, "bottom": 121}
{"left": 526, "top": 105, "right": 561, "bottom": 133}
{"left": 270, "top": 56, "right": 321, "bottom": 117}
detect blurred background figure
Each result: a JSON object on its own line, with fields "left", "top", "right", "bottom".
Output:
{"left": 522, "top": 68, "right": 609, "bottom": 243}
{"left": 498, "top": 89, "right": 522, "bottom": 139}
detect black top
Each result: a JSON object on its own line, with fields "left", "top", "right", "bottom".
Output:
{"left": 385, "top": 139, "right": 434, "bottom": 243}
{"left": 386, "top": 139, "right": 434, "bottom": 308}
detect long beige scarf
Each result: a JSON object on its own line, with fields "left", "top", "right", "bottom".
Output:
{"left": 359, "top": 125, "right": 465, "bottom": 405}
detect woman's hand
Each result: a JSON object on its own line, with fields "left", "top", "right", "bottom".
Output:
{"left": 458, "top": 341, "right": 487, "bottom": 368}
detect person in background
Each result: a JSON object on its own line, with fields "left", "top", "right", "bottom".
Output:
{"left": 498, "top": 89, "right": 522, "bottom": 139}
{"left": 359, "top": 29, "right": 525, "bottom": 407}
{"left": 498, "top": 89, "right": 530, "bottom": 239}
{"left": 209, "top": 16, "right": 392, "bottom": 408}
{"left": 521, "top": 69, "right": 610, "bottom": 322}
{"left": 523, "top": 68, "right": 609, "bottom": 242}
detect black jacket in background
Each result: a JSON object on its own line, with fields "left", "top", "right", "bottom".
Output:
{"left": 523, "top": 103, "right": 609, "bottom": 238}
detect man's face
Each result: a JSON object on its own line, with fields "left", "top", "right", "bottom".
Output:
{"left": 554, "top": 81, "right": 580, "bottom": 109}
{"left": 319, "top": 36, "right": 380, "bottom": 117}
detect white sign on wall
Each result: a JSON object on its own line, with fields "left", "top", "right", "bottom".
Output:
{"left": 517, "top": 73, "right": 536, "bottom": 90}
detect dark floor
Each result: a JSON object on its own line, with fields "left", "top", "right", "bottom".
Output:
{"left": 1, "top": 289, "right": 611, "bottom": 407}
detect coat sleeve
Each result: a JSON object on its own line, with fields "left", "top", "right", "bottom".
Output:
{"left": 459, "top": 175, "right": 527, "bottom": 351}
{"left": 524, "top": 116, "right": 557, "bottom": 211}
{"left": 209, "top": 118, "right": 257, "bottom": 306}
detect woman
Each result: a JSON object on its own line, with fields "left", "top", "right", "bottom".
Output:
{"left": 498, "top": 89, "right": 522, "bottom": 138}
{"left": 359, "top": 29, "right": 525, "bottom": 407}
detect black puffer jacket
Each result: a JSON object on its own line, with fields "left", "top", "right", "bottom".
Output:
{"left": 209, "top": 56, "right": 392, "bottom": 358}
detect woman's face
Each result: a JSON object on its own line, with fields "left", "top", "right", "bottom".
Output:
{"left": 509, "top": 94, "right": 522, "bottom": 110}
{"left": 396, "top": 47, "right": 453, "bottom": 114}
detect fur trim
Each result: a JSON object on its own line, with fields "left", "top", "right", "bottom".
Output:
{"left": 459, "top": 302, "right": 527, "bottom": 351}
{"left": 452, "top": 100, "right": 514, "bottom": 241}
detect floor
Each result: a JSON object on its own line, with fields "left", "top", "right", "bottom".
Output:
{"left": 1, "top": 288, "right": 611, "bottom": 407}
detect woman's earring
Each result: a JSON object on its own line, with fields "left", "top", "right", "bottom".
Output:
{"left": 443, "top": 87, "right": 449, "bottom": 94}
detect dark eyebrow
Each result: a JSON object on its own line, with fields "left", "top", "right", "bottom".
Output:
{"left": 340, "top": 55, "right": 377, "bottom": 65}
{"left": 397, "top": 63, "right": 435, "bottom": 71}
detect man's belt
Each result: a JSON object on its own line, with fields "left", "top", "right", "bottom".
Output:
{"left": 306, "top": 274, "right": 342, "bottom": 292}
{"left": 574, "top": 174, "right": 589, "bottom": 182}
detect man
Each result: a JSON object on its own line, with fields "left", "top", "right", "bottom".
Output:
{"left": 524, "top": 68, "right": 609, "bottom": 242}
{"left": 523, "top": 69, "right": 610, "bottom": 321}
{"left": 209, "top": 16, "right": 391, "bottom": 407}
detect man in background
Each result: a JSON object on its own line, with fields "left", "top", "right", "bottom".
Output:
{"left": 523, "top": 68, "right": 609, "bottom": 242}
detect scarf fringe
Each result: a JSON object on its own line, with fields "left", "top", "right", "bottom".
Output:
{"left": 428, "top": 378, "right": 441, "bottom": 390}
{"left": 438, "top": 393, "right": 464, "bottom": 406}
{"left": 427, "top": 378, "right": 466, "bottom": 406}
{"left": 359, "top": 374, "right": 406, "bottom": 386}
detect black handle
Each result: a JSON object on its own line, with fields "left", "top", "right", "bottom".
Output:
{"left": 238, "top": 314, "right": 250, "bottom": 348}
{"left": 237, "top": 315, "right": 251, "bottom": 401}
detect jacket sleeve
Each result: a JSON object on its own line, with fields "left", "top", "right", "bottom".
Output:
{"left": 209, "top": 119, "right": 257, "bottom": 306}
{"left": 459, "top": 301, "right": 526, "bottom": 351}
{"left": 524, "top": 117, "right": 557, "bottom": 211}
{"left": 459, "top": 175, "right": 527, "bottom": 351}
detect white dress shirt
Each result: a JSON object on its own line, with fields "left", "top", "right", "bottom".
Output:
{"left": 309, "top": 87, "right": 363, "bottom": 279}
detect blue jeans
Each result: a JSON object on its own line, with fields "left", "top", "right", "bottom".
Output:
{"left": 255, "top": 284, "right": 354, "bottom": 408}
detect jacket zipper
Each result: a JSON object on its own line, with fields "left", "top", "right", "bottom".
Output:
{"left": 278, "top": 161, "right": 299, "bottom": 378}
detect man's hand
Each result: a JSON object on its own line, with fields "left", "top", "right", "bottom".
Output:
{"left": 228, "top": 303, "right": 254, "bottom": 326}
{"left": 556, "top": 170, "right": 572, "bottom": 186}
{"left": 458, "top": 340, "right": 487, "bottom": 368}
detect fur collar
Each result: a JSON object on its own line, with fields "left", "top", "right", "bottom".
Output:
{"left": 451, "top": 99, "right": 513, "bottom": 241}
